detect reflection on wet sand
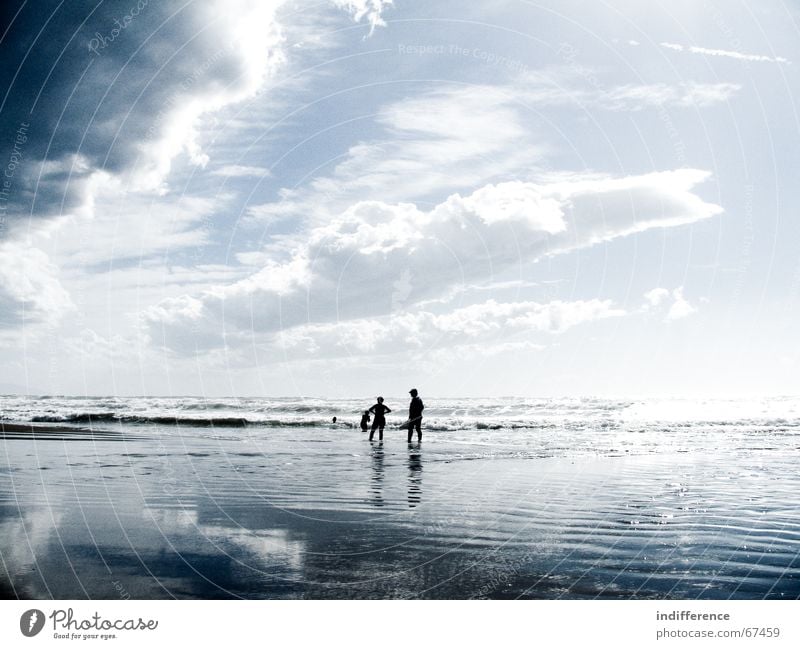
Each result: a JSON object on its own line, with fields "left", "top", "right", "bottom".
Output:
{"left": 2, "top": 424, "right": 800, "bottom": 599}
{"left": 369, "top": 441, "right": 385, "bottom": 507}
{"left": 407, "top": 444, "right": 422, "bottom": 508}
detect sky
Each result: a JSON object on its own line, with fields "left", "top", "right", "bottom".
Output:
{"left": 0, "top": 0, "right": 798, "bottom": 398}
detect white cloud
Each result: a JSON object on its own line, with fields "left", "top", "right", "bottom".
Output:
{"left": 0, "top": 243, "right": 73, "bottom": 329}
{"left": 145, "top": 169, "right": 721, "bottom": 357}
{"left": 214, "top": 255, "right": 311, "bottom": 298}
{"left": 660, "top": 42, "right": 790, "bottom": 64}
{"left": 513, "top": 66, "right": 741, "bottom": 111}
{"left": 131, "top": 0, "right": 288, "bottom": 192}
{"left": 269, "top": 297, "right": 623, "bottom": 360}
{"left": 333, "top": 0, "right": 394, "bottom": 35}
{"left": 243, "top": 85, "right": 542, "bottom": 227}
{"left": 244, "top": 79, "right": 737, "bottom": 229}
{"left": 63, "top": 329, "right": 143, "bottom": 361}
{"left": 643, "top": 286, "right": 697, "bottom": 321}
{"left": 32, "top": 192, "right": 225, "bottom": 267}
{"left": 644, "top": 287, "right": 670, "bottom": 307}
{"left": 209, "top": 165, "right": 272, "bottom": 178}
{"left": 666, "top": 287, "right": 697, "bottom": 321}
{"left": 600, "top": 82, "right": 740, "bottom": 110}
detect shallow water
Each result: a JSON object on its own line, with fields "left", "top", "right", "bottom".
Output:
{"left": 1, "top": 397, "right": 799, "bottom": 599}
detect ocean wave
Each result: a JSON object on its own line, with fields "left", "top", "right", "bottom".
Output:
{"left": 32, "top": 413, "right": 119, "bottom": 423}
{"left": 11, "top": 395, "right": 800, "bottom": 431}
{"left": 20, "top": 410, "right": 800, "bottom": 431}
{"left": 25, "top": 412, "right": 569, "bottom": 430}
{"left": 29, "top": 413, "right": 356, "bottom": 428}
{"left": 31, "top": 413, "right": 252, "bottom": 427}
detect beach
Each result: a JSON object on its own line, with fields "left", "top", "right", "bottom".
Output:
{"left": 1, "top": 395, "right": 799, "bottom": 599}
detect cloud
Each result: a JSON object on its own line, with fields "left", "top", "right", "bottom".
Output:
{"left": 144, "top": 168, "right": 721, "bottom": 357}
{"left": 514, "top": 65, "right": 741, "bottom": 111}
{"left": 665, "top": 287, "right": 696, "bottom": 321}
{"left": 333, "top": 0, "right": 394, "bottom": 35}
{"left": 644, "top": 287, "right": 670, "bottom": 307}
{"left": 244, "top": 84, "right": 543, "bottom": 227}
{"left": 599, "top": 82, "right": 741, "bottom": 110}
{"left": 268, "top": 298, "right": 624, "bottom": 360}
{"left": 63, "top": 328, "right": 143, "bottom": 361}
{"left": 0, "top": 0, "right": 393, "bottom": 239}
{"left": 0, "top": 0, "right": 396, "bottom": 342}
{"left": 244, "top": 78, "right": 738, "bottom": 229}
{"left": 0, "top": 0, "right": 288, "bottom": 234}
{"left": 660, "top": 42, "right": 790, "bottom": 64}
{"left": 36, "top": 193, "right": 225, "bottom": 267}
{"left": 209, "top": 164, "right": 272, "bottom": 178}
{"left": 643, "top": 286, "right": 697, "bottom": 321}
{"left": 0, "top": 243, "right": 73, "bottom": 328}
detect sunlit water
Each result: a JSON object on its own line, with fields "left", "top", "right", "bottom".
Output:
{"left": 1, "top": 396, "right": 799, "bottom": 599}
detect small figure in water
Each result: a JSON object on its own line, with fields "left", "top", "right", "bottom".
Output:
{"left": 332, "top": 416, "right": 337, "bottom": 424}
{"left": 368, "top": 397, "right": 391, "bottom": 441}
{"left": 360, "top": 410, "right": 370, "bottom": 432}
{"left": 407, "top": 388, "right": 424, "bottom": 443}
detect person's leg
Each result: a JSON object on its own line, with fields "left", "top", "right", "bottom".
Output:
{"left": 379, "top": 425, "right": 384, "bottom": 440}
{"left": 415, "top": 420, "right": 422, "bottom": 442}
{"left": 369, "top": 421, "right": 378, "bottom": 441}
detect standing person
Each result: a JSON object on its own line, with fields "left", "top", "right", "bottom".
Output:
{"left": 368, "top": 397, "right": 391, "bottom": 441}
{"left": 360, "top": 410, "right": 371, "bottom": 432}
{"left": 407, "top": 388, "right": 424, "bottom": 443}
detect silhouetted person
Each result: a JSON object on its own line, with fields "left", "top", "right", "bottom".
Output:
{"left": 368, "top": 397, "right": 391, "bottom": 441}
{"left": 360, "top": 410, "right": 370, "bottom": 432}
{"left": 407, "top": 388, "right": 424, "bottom": 442}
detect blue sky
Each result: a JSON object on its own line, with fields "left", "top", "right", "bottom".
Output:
{"left": 0, "top": 0, "right": 798, "bottom": 397}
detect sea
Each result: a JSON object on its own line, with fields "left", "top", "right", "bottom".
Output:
{"left": 1, "top": 395, "right": 798, "bottom": 599}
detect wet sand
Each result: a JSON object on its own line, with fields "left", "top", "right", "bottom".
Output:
{"left": 1, "top": 422, "right": 799, "bottom": 599}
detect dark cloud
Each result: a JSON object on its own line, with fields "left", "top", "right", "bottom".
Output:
{"left": 0, "top": 0, "right": 275, "bottom": 231}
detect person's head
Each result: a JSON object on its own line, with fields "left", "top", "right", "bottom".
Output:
{"left": 409, "top": 388, "right": 418, "bottom": 397}
{"left": 377, "top": 396, "right": 384, "bottom": 403}
{"left": 363, "top": 410, "right": 369, "bottom": 415}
